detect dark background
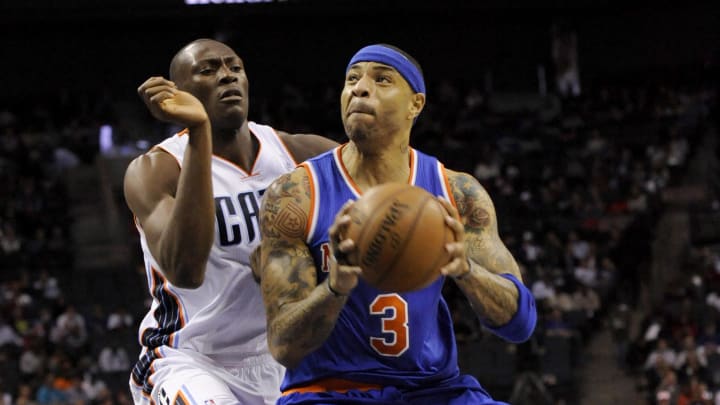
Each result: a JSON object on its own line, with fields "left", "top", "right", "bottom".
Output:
{"left": 1, "top": 1, "right": 717, "bottom": 119}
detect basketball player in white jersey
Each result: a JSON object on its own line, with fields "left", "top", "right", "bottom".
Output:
{"left": 123, "top": 39, "right": 337, "bottom": 405}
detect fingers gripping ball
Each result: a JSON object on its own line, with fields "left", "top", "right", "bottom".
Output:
{"left": 344, "top": 183, "right": 455, "bottom": 292}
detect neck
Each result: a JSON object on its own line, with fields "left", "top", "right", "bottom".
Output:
{"left": 341, "top": 139, "right": 411, "bottom": 191}
{"left": 212, "top": 121, "right": 257, "bottom": 171}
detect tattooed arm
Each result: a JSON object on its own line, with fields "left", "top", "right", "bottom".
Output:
{"left": 443, "top": 169, "right": 523, "bottom": 327}
{"left": 258, "top": 167, "right": 353, "bottom": 369}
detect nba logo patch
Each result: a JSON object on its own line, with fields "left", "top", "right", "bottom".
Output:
{"left": 204, "top": 400, "right": 216, "bottom": 405}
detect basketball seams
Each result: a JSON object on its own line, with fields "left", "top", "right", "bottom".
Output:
{"left": 348, "top": 183, "right": 449, "bottom": 292}
{"left": 370, "top": 193, "right": 432, "bottom": 289}
{"left": 384, "top": 198, "right": 450, "bottom": 291}
{"left": 351, "top": 184, "right": 413, "bottom": 268}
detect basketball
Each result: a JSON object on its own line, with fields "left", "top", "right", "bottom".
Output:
{"left": 343, "top": 183, "right": 456, "bottom": 292}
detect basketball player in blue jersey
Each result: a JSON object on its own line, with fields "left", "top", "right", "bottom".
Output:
{"left": 123, "top": 39, "right": 336, "bottom": 405}
{"left": 256, "top": 44, "right": 537, "bottom": 404}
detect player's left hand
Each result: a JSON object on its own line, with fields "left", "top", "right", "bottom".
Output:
{"left": 436, "top": 197, "right": 471, "bottom": 280}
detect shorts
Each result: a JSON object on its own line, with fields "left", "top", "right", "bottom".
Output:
{"left": 278, "top": 374, "right": 508, "bottom": 405}
{"left": 130, "top": 346, "right": 285, "bottom": 405}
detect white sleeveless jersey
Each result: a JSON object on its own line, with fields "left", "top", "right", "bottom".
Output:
{"left": 131, "top": 122, "right": 296, "bottom": 388}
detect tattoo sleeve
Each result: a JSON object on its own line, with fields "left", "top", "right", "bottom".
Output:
{"left": 448, "top": 170, "right": 522, "bottom": 326}
{"left": 259, "top": 169, "right": 347, "bottom": 368}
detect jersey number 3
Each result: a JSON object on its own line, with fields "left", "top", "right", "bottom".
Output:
{"left": 369, "top": 294, "right": 409, "bottom": 357}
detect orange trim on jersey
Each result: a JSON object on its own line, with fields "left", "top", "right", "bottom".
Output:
{"left": 282, "top": 378, "right": 383, "bottom": 396}
{"left": 407, "top": 149, "right": 416, "bottom": 184}
{"left": 269, "top": 126, "right": 299, "bottom": 166}
{"left": 440, "top": 163, "right": 457, "bottom": 209}
{"left": 177, "top": 128, "right": 189, "bottom": 137}
{"left": 174, "top": 389, "right": 192, "bottom": 405}
{"left": 335, "top": 145, "right": 363, "bottom": 195}
{"left": 335, "top": 145, "right": 417, "bottom": 195}
{"left": 150, "top": 268, "right": 187, "bottom": 347}
{"left": 299, "top": 163, "right": 316, "bottom": 241}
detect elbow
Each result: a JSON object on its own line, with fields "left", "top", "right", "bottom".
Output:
{"left": 268, "top": 341, "right": 302, "bottom": 369}
{"left": 162, "top": 260, "right": 207, "bottom": 289}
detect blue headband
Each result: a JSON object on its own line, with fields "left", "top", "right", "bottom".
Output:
{"left": 346, "top": 45, "right": 426, "bottom": 95}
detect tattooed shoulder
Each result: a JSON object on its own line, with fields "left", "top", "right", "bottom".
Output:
{"left": 447, "top": 170, "right": 494, "bottom": 230}
{"left": 261, "top": 169, "right": 311, "bottom": 239}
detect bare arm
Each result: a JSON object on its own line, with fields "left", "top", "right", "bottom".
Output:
{"left": 279, "top": 132, "right": 339, "bottom": 163}
{"left": 258, "top": 169, "right": 359, "bottom": 368}
{"left": 123, "top": 77, "right": 214, "bottom": 288}
{"left": 442, "top": 170, "right": 522, "bottom": 326}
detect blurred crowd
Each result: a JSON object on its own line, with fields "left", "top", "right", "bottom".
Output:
{"left": 0, "top": 105, "right": 136, "bottom": 403}
{"left": 631, "top": 226, "right": 720, "bottom": 403}
{"left": 0, "top": 64, "right": 716, "bottom": 404}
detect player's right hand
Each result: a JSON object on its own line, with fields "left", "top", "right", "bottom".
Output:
{"left": 327, "top": 200, "right": 362, "bottom": 295}
{"left": 138, "top": 77, "right": 209, "bottom": 128}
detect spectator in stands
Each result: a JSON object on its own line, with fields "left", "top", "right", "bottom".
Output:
{"left": 106, "top": 306, "right": 133, "bottom": 331}
{"left": 574, "top": 256, "right": 598, "bottom": 288}
{"left": 18, "top": 343, "right": 45, "bottom": 382}
{"left": 14, "top": 383, "right": 34, "bottom": 405}
{"left": 646, "top": 338, "right": 678, "bottom": 371}
{"left": 31, "top": 270, "right": 61, "bottom": 305}
{"left": 567, "top": 231, "right": 590, "bottom": 262}
{"left": 0, "top": 316, "right": 22, "bottom": 347}
{"left": 677, "top": 350, "right": 710, "bottom": 386}
{"left": 520, "top": 231, "right": 542, "bottom": 264}
{"left": 531, "top": 270, "right": 557, "bottom": 307}
{"left": 677, "top": 376, "right": 712, "bottom": 405}
{"left": 573, "top": 284, "right": 600, "bottom": 319}
{"left": 81, "top": 373, "right": 110, "bottom": 402}
{"left": 97, "top": 343, "right": 130, "bottom": 373}
{"left": 544, "top": 307, "right": 576, "bottom": 338}
{"left": 654, "top": 367, "right": 679, "bottom": 405}
{"left": 50, "top": 305, "right": 87, "bottom": 356}
{"left": 0, "top": 224, "right": 21, "bottom": 267}
{"left": 0, "top": 381, "right": 11, "bottom": 405}
{"left": 35, "top": 373, "right": 66, "bottom": 404}
{"left": 676, "top": 335, "right": 707, "bottom": 369}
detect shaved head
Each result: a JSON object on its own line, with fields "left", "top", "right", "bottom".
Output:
{"left": 169, "top": 38, "right": 231, "bottom": 84}
{"left": 165, "top": 38, "right": 250, "bottom": 130}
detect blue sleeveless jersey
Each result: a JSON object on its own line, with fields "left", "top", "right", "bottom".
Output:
{"left": 282, "top": 145, "right": 460, "bottom": 391}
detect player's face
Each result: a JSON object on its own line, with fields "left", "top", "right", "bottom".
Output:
{"left": 177, "top": 41, "right": 250, "bottom": 129}
{"left": 341, "top": 62, "right": 416, "bottom": 144}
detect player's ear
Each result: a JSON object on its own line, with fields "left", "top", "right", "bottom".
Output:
{"left": 408, "top": 92, "right": 425, "bottom": 120}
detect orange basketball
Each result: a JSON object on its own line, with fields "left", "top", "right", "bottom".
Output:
{"left": 344, "top": 183, "right": 456, "bottom": 292}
